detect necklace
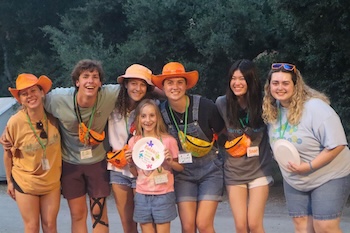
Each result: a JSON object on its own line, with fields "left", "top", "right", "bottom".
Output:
{"left": 173, "top": 110, "right": 184, "bottom": 123}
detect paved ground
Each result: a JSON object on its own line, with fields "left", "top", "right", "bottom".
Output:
{"left": 1, "top": 181, "right": 350, "bottom": 233}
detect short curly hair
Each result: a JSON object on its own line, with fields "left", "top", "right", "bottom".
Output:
{"left": 71, "top": 59, "right": 104, "bottom": 87}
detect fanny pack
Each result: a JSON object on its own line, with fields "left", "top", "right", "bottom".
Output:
{"left": 178, "top": 131, "right": 216, "bottom": 158}
{"left": 74, "top": 91, "right": 105, "bottom": 146}
{"left": 79, "top": 122, "right": 105, "bottom": 146}
{"left": 106, "top": 145, "right": 128, "bottom": 168}
{"left": 224, "top": 134, "right": 251, "bottom": 157}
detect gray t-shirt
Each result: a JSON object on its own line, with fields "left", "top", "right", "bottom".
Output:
{"left": 216, "top": 95, "right": 273, "bottom": 185}
{"left": 268, "top": 98, "right": 350, "bottom": 191}
{"left": 45, "top": 84, "right": 120, "bottom": 165}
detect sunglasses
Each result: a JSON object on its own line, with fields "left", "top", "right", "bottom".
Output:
{"left": 271, "top": 63, "right": 296, "bottom": 72}
{"left": 36, "top": 121, "right": 48, "bottom": 139}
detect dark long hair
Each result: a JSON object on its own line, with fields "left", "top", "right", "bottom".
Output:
{"left": 225, "top": 59, "right": 263, "bottom": 128}
{"left": 115, "top": 79, "right": 154, "bottom": 117}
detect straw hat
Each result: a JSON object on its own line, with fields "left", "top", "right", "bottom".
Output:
{"left": 117, "top": 64, "right": 153, "bottom": 85}
{"left": 151, "top": 62, "right": 198, "bottom": 90}
{"left": 9, "top": 73, "right": 52, "bottom": 102}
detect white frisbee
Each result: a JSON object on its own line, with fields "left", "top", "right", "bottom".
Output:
{"left": 273, "top": 139, "right": 301, "bottom": 171}
{"left": 132, "top": 137, "right": 165, "bottom": 170}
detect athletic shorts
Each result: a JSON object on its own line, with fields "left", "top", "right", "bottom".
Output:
{"left": 61, "top": 160, "right": 110, "bottom": 199}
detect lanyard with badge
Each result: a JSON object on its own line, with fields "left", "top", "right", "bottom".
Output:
{"left": 239, "top": 111, "right": 260, "bottom": 157}
{"left": 278, "top": 107, "right": 289, "bottom": 139}
{"left": 169, "top": 97, "right": 192, "bottom": 164}
{"left": 74, "top": 92, "right": 97, "bottom": 159}
{"left": 26, "top": 113, "right": 50, "bottom": 170}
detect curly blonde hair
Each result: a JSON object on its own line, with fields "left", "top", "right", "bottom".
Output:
{"left": 262, "top": 65, "right": 330, "bottom": 125}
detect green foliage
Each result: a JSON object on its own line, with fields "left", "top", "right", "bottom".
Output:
{"left": 41, "top": 0, "right": 126, "bottom": 86}
{"left": 0, "top": 0, "right": 349, "bottom": 138}
{"left": 0, "top": 0, "right": 86, "bottom": 94}
{"left": 267, "top": 0, "right": 350, "bottom": 140}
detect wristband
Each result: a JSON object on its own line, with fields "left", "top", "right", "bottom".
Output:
{"left": 308, "top": 161, "right": 314, "bottom": 171}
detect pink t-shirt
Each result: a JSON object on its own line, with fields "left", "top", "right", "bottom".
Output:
{"left": 128, "top": 134, "right": 179, "bottom": 195}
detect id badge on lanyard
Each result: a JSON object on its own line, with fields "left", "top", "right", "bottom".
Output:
{"left": 80, "top": 145, "right": 93, "bottom": 159}
{"left": 178, "top": 152, "right": 193, "bottom": 164}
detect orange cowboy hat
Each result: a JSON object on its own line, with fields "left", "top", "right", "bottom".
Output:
{"left": 9, "top": 73, "right": 52, "bottom": 102}
{"left": 151, "top": 62, "right": 198, "bottom": 90}
{"left": 117, "top": 64, "right": 154, "bottom": 86}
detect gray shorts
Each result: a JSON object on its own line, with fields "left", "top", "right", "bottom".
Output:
{"left": 174, "top": 154, "right": 224, "bottom": 202}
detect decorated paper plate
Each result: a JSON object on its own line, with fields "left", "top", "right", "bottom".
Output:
{"left": 132, "top": 137, "right": 165, "bottom": 170}
{"left": 273, "top": 139, "right": 301, "bottom": 171}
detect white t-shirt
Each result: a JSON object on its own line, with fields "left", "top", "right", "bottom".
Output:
{"left": 107, "top": 108, "right": 136, "bottom": 177}
{"left": 268, "top": 98, "right": 350, "bottom": 191}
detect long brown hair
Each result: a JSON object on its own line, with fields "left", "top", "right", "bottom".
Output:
{"left": 115, "top": 79, "right": 154, "bottom": 118}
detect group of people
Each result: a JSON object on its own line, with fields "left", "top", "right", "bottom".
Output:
{"left": 2, "top": 58, "right": 350, "bottom": 233}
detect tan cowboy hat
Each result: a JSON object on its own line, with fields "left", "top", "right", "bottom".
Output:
{"left": 117, "top": 64, "right": 153, "bottom": 85}
{"left": 151, "top": 62, "right": 198, "bottom": 90}
{"left": 9, "top": 73, "right": 52, "bottom": 102}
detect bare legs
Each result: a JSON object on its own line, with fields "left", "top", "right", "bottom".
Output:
{"left": 16, "top": 187, "right": 60, "bottom": 233}
{"left": 67, "top": 195, "right": 109, "bottom": 233}
{"left": 227, "top": 185, "right": 269, "bottom": 233}
{"left": 112, "top": 183, "right": 138, "bottom": 233}
{"left": 177, "top": 200, "right": 218, "bottom": 233}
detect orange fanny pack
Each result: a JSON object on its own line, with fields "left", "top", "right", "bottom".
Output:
{"left": 79, "top": 122, "right": 105, "bottom": 146}
{"left": 106, "top": 145, "right": 128, "bottom": 169}
{"left": 224, "top": 134, "right": 251, "bottom": 157}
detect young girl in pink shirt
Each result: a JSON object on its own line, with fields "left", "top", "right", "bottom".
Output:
{"left": 126, "top": 99, "right": 184, "bottom": 233}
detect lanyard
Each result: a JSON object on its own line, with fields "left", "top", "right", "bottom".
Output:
{"left": 239, "top": 112, "right": 249, "bottom": 128}
{"left": 74, "top": 91, "right": 97, "bottom": 142}
{"left": 26, "top": 113, "right": 48, "bottom": 157}
{"left": 169, "top": 97, "right": 189, "bottom": 136}
{"left": 278, "top": 107, "right": 289, "bottom": 139}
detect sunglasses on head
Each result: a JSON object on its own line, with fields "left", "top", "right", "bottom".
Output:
{"left": 36, "top": 121, "right": 48, "bottom": 139}
{"left": 271, "top": 63, "right": 296, "bottom": 72}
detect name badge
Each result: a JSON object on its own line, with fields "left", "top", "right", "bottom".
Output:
{"left": 80, "top": 146, "right": 93, "bottom": 159}
{"left": 247, "top": 146, "right": 259, "bottom": 157}
{"left": 41, "top": 158, "right": 50, "bottom": 170}
{"left": 178, "top": 152, "right": 193, "bottom": 164}
{"left": 154, "top": 174, "right": 168, "bottom": 184}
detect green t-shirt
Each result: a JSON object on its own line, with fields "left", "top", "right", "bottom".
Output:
{"left": 45, "top": 84, "right": 120, "bottom": 164}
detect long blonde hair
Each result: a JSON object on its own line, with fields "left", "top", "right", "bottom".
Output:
{"left": 262, "top": 66, "right": 330, "bottom": 125}
{"left": 134, "top": 99, "right": 168, "bottom": 137}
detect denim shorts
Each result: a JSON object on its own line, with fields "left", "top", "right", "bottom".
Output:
{"left": 133, "top": 192, "right": 177, "bottom": 224}
{"left": 283, "top": 174, "right": 350, "bottom": 220}
{"left": 110, "top": 171, "right": 136, "bottom": 189}
{"left": 174, "top": 154, "right": 224, "bottom": 202}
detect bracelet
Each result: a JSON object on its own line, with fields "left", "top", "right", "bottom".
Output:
{"left": 308, "top": 161, "right": 314, "bottom": 172}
